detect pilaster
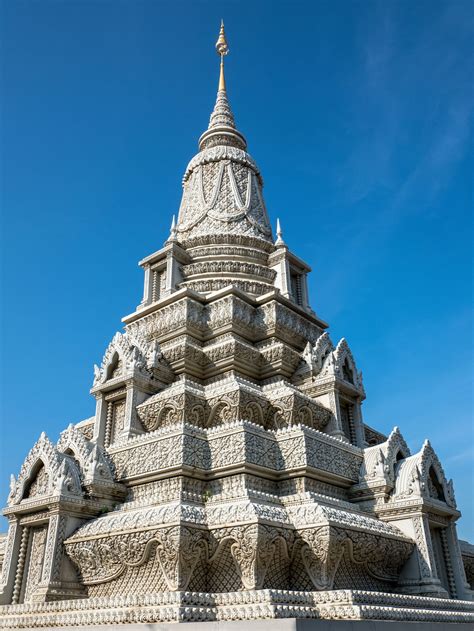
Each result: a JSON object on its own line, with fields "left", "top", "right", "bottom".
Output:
{"left": 445, "top": 522, "right": 474, "bottom": 600}
{"left": 351, "top": 399, "right": 366, "bottom": 447}
{"left": 395, "top": 514, "right": 449, "bottom": 597}
{"left": 92, "top": 394, "right": 107, "bottom": 446}
{"left": 270, "top": 246, "right": 291, "bottom": 299}
{"left": 140, "top": 265, "right": 152, "bottom": 309}
{"left": 0, "top": 519, "right": 21, "bottom": 605}
{"left": 119, "top": 383, "right": 148, "bottom": 440}
{"left": 323, "top": 389, "right": 347, "bottom": 441}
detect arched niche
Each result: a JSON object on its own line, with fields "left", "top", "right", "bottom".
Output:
{"left": 428, "top": 465, "right": 446, "bottom": 502}
{"left": 342, "top": 358, "right": 354, "bottom": 384}
{"left": 23, "top": 460, "right": 49, "bottom": 500}
{"left": 105, "top": 351, "right": 122, "bottom": 382}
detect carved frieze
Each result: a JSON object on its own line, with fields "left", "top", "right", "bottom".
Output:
{"left": 126, "top": 297, "right": 207, "bottom": 343}
{"left": 109, "top": 426, "right": 210, "bottom": 479}
{"left": 294, "top": 524, "right": 412, "bottom": 591}
{"left": 265, "top": 384, "right": 332, "bottom": 431}
{"left": 258, "top": 339, "right": 302, "bottom": 378}
{"left": 277, "top": 427, "right": 362, "bottom": 481}
{"left": 137, "top": 380, "right": 206, "bottom": 431}
{"left": 260, "top": 302, "right": 322, "bottom": 348}
{"left": 66, "top": 525, "right": 207, "bottom": 591}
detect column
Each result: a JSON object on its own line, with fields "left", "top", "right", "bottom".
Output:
{"left": 0, "top": 520, "right": 24, "bottom": 605}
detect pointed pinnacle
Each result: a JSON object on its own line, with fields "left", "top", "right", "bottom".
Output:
{"left": 199, "top": 22, "right": 247, "bottom": 150}
{"left": 167, "top": 215, "right": 178, "bottom": 243}
{"left": 275, "top": 218, "right": 285, "bottom": 246}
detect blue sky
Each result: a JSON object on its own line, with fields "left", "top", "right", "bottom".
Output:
{"left": 0, "top": 1, "right": 472, "bottom": 538}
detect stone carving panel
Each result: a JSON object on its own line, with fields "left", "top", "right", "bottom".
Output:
{"left": 110, "top": 431, "right": 208, "bottom": 479}
{"left": 208, "top": 524, "right": 292, "bottom": 591}
{"left": 66, "top": 526, "right": 207, "bottom": 594}
{"left": 22, "top": 525, "right": 48, "bottom": 603}
{"left": 294, "top": 525, "right": 412, "bottom": 591}
{"left": 277, "top": 429, "right": 362, "bottom": 480}
{"left": 177, "top": 143, "right": 272, "bottom": 242}
{"left": 266, "top": 389, "right": 332, "bottom": 431}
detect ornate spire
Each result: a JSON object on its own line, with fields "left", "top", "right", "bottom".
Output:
{"left": 199, "top": 22, "right": 247, "bottom": 151}
{"left": 176, "top": 21, "right": 273, "bottom": 250}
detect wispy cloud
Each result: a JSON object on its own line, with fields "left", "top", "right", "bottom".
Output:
{"left": 317, "top": 3, "right": 472, "bottom": 307}
{"left": 445, "top": 447, "right": 474, "bottom": 465}
{"left": 336, "top": 2, "right": 471, "bottom": 216}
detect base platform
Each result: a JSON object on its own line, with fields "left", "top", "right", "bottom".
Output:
{"left": 0, "top": 590, "right": 473, "bottom": 629}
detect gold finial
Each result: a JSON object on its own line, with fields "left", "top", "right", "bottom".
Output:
{"left": 215, "top": 20, "right": 229, "bottom": 92}
{"left": 216, "top": 20, "right": 229, "bottom": 56}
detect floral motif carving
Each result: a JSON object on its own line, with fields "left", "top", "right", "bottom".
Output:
{"left": 209, "top": 525, "right": 290, "bottom": 590}
{"left": 299, "top": 526, "right": 346, "bottom": 590}
{"left": 177, "top": 143, "right": 272, "bottom": 242}
{"left": 297, "top": 525, "right": 412, "bottom": 591}
{"left": 24, "top": 466, "right": 49, "bottom": 499}
{"left": 66, "top": 526, "right": 207, "bottom": 591}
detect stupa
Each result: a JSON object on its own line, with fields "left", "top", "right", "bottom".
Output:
{"left": 0, "top": 23, "right": 473, "bottom": 629}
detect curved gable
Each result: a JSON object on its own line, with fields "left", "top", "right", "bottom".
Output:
{"left": 9, "top": 433, "right": 83, "bottom": 505}
{"left": 320, "top": 338, "right": 364, "bottom": 393}
{"left": 392, "top": 440, "right": 456, "bottom": 508}
{"left": 57, "top": 424, "right": 115, "bottom": 483}
{"left": 92, "top": 331, "right": 168, "bottom": 388}
{"left": 57, "top": 424, "right": 94, "bottom": 477}
{"left": 358, "top": 426, "right": 411, "bottom": 487}
{"left": 11, "top": 433, "right": 62, "bottom": 505}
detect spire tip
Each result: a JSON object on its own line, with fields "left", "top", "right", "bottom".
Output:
{"left": 216, "top": 21, "right": 229, "bottom": 93}
{"left": 216, "top": 21, "right": 229, "bottom": 57}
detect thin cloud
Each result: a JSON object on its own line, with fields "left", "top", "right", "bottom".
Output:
{"left": 445, "top": 447, "right": 474, "bottom": 465}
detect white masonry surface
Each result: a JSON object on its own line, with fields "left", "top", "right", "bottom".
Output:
{"left": 0, "top": 28, "right": 473, "bottom": 629}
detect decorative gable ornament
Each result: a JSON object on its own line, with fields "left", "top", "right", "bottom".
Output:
{"left": 320, "top": 338, "right": 365, "bottom": 393}
{"left": 8, "top": 433, "right": 83, "bottom": 506}
{"left": 92, "top": 331, "right": 171, "bottom": 388}
{"left": 392, "top": 439, "right": 457, "bottom": 508}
